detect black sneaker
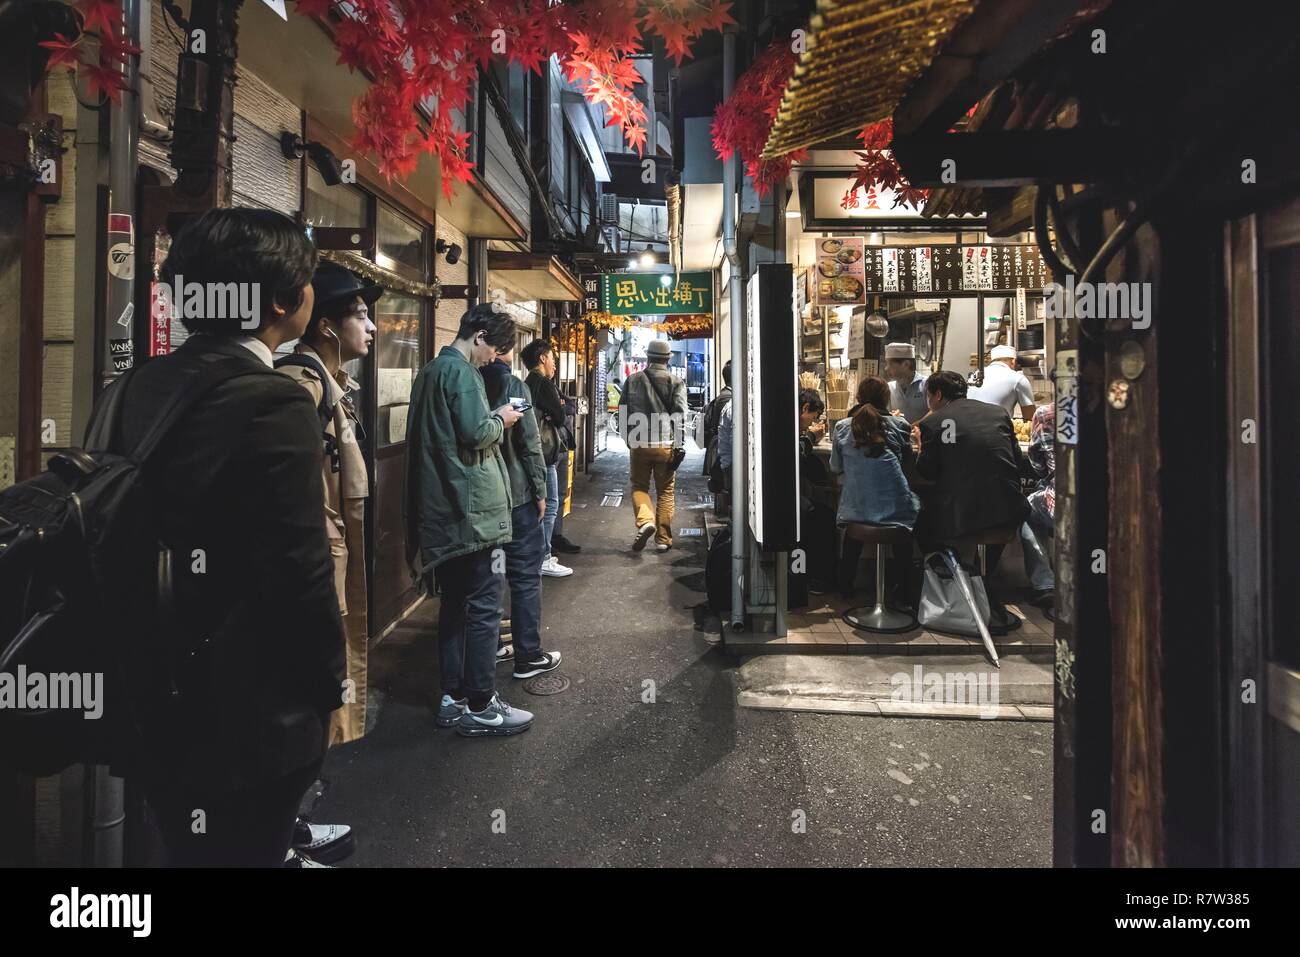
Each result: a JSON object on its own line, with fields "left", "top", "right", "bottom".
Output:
{"left": 496, "top": 643, "right": 514, "bottom": 663}
{"left": 513, "top": 650, "right": 562, "bottom": 679}
{"left": 292, "top": 816, "right": 355, "bottom": 864}
{"left": 551, "top": 535, "right": 581, "bottom": 554}
{"left": 987, "top": 605, "right": 1023, "bottom": 636}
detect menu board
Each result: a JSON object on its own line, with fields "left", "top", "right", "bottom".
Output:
{"left": 815, "top": 242, "right": 1049, "bottom": 296}
{"left": 813, "top": 237, "right": 867, "bottom": 307}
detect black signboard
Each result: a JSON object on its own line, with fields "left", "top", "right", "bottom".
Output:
{"left": 746, "top": 262, "right": 799, "bottom": 552}
{"left": 580, "top": 274, "right": 601, "bottom": 315}
{"left": 852, "top": 244, "right": 1049, "bottom": 296}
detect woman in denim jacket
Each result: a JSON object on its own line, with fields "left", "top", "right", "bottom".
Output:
{"left": 831, "top": 377, "right": 921, "bottom": 600}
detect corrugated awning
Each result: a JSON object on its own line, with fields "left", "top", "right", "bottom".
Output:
{"left": 487, "top": 252, "right": 585, "bottom": 302}
{"left": 763, "top": 0, "right": 979, "bottom": 159}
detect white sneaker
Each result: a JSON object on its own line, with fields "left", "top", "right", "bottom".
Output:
{"left": 284, "top": 848, "right": 333, "bottom": 868}
{"left": 541, "top": 555, "right": 573, "bottom": 577}
{"left": 632, "top": 523, "right": 655, "bottom": 551}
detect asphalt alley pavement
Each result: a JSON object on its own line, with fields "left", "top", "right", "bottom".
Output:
{"left": 314, "top": 438, "right": 1053, "bottom": 867}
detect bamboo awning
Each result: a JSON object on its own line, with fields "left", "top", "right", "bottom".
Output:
{"left": 762, "top": 0, "right": 979, "bottom": 159}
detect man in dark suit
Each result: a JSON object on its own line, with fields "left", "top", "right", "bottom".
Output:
{"left": 913, "top": 371, "right": 1030, "bottom": 631}
{"left": 99, "top": 208, "right": 345, "bottom": 866}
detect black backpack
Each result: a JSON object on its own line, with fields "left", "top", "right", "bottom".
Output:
{"left": 0, "top": 358, "right": 267, "bottom": 776}
{"left": 274, "top": 352, "right": 341, "bottom": 474}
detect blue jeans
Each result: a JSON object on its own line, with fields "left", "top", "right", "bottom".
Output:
{"left": 434, "top": 548, "right": 504, "bottom": 699}
{"left": 1020, "top": 519, "right": 1055, "bottom": 592}
{"left": 503, "top": 502, "right": 545, "bottom": 660}
{"left": 542, "top": 463, "right": 559, "bottom": 557}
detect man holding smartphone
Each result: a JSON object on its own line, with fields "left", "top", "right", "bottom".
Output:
{"left": 406, "top": 304, "right": 534, "bottom": 737}
{"left": 481, "top": 349, "right": 563, "bottom": 680}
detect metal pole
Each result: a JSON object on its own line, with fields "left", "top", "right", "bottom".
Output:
{"left": 102, "top": 0, "right": 142, "bottom": 389}
{"left": 90, "top": 0, "right": 143, "bottom": 868}
{"left": 723, "top": 29, "right": 747, "bottom": 632}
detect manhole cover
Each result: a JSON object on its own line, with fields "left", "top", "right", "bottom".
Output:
{"left": 523, "top": 673, "right": 571, "bottom": 696}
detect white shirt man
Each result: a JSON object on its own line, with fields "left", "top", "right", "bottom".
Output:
{"left": 969, "top": 344, "right": 1036, "bottom": 420}
{"left": 883, "top": 341, "right": 930, "bottom": 423}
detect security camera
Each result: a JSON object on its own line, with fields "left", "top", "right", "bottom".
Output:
{"left": 435, "top": 238, "right": 463, "bottom": 266}
{"left": 280, "top": 132, "right": 344, "bottom": 186}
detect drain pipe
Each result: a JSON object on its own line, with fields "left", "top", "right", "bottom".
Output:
{"left": 722, "top": 28, "right": 747, "bottom": 632}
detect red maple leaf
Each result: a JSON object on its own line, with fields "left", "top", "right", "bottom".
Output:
{"left": 38, "top": 33, "right": 82, "bottom": 72}
{"left": 84, "top": 61, "right": 125, "bottom": 103}
{"left": 77, "top": 0, "right": 120, "bottom": 36}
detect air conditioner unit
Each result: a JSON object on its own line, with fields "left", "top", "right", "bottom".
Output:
{"left": 600, "top": 193, "right": 618, "bottom": 225}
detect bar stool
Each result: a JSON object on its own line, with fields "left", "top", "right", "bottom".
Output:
{"left": 841, "top": 523, "right": 916, "bottom": 633}
{"left": 938, "top": 522, "right": 1021, "bottom": 668}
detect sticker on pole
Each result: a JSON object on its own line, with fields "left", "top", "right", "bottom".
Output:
{"left": 109, "top": 338, "right": 134, "bottom": 373}
{"left": 107, "top": 213, "right": 135, "bottom": 282}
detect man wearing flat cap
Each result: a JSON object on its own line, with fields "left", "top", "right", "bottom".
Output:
{"left": 619, "top": 338, "right": 688, "bottom": 552}
{"left": 884, "top": 341, "right": 930, "bottom": 424}
{"left": 278, "top": 261, "right": 380, "bottom": 750}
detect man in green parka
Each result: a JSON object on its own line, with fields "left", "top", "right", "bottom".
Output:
{"left": 406, "top": 303, "right": 533, "bottom": 737}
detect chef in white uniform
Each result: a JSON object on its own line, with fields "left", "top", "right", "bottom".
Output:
{"left": 884, "top": 342, "right": 930, "bottom": 424}
{"left": 969, "top": 343, "right": 1036, "bottom": 420}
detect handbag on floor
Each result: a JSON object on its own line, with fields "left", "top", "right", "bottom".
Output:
{"left": 917, "top": 552, "right": 990, "bottom": 637}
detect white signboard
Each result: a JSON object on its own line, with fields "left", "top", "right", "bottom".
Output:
{"left": 847, "top": 310, "right": 866, "bottom": 360}
{"left": 1056, "top": 349, "right": 1079, "bottom": 446}
{"left": 378, "top": 367, "right": 414, "bottom": 407}
{"left": 746, "top": 281, "right": 764, "bottom": 545}
{"left": 912, "top": 247, "right": 933, "bottom": 292}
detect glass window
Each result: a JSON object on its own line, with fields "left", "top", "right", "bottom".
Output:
{"left": 376, "top": 205, "right": 425, "bottom": 279}
{"left": 508, "top": 62, "right": 527, "bottom": 136}
{"left": 305, "top": 164, "right": 368, "bottom": 228}
{"left": 373, "top": 290, "right": 423, "bottom": 448}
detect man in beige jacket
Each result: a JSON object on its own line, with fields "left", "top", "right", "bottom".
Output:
{"left": 279, "top": 262, "right": 379, "bottom": 745}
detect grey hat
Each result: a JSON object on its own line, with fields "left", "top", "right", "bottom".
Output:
{"left": 647, "top": 339, "right": 672, "bottom": 359}
{"left": 884, "top": 342, "right": 915, "bottom": 359}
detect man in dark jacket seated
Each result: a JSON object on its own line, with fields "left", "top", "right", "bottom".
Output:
{"left": 912, "top": 371, "right": 1031, "bottom": 633}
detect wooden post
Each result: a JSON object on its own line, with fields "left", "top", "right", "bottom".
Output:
{"left": 1105, "top": 219, "right": 1165, "bottom": 867}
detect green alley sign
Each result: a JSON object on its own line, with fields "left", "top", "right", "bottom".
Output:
{"left": 601, "top": 271, "right": 713, "bottom": 315}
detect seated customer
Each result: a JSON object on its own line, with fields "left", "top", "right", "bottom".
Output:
{"left": 793, "top": 389, "right": 836, "bottom": 600}
{"left": 913, "top": 370, "right": 1031, "bottom": 633}
{"left": 831, "top": 376, "right": 920, "bottom": 603}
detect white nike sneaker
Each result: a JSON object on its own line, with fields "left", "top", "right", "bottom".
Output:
{"left": 455, "top": 693, "right": 534, "bottom": 737}
{"left": 540, "top": 555, "right": 573, "bottom": 577}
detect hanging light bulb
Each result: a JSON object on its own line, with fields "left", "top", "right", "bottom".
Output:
{"left": 639, "top": 245, "right": 655, "bottom": 268}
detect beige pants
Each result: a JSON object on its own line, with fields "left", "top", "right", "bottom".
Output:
{"left": 327, "top": 502, "right": 368, "bottom": 746}
{"left": 630, "top": 446, "right": 676, "bottom": 546}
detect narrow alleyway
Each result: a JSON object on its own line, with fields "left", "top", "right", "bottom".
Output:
{"left": 314, "top": 443, "right": 1052, "bottom": 866}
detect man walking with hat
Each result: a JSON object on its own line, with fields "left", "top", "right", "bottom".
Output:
{"left": 619, "top": 338, "right": 688, "bottom": 551}
{"left": 884, "top": 341, "right": 930, "bottom": 424}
